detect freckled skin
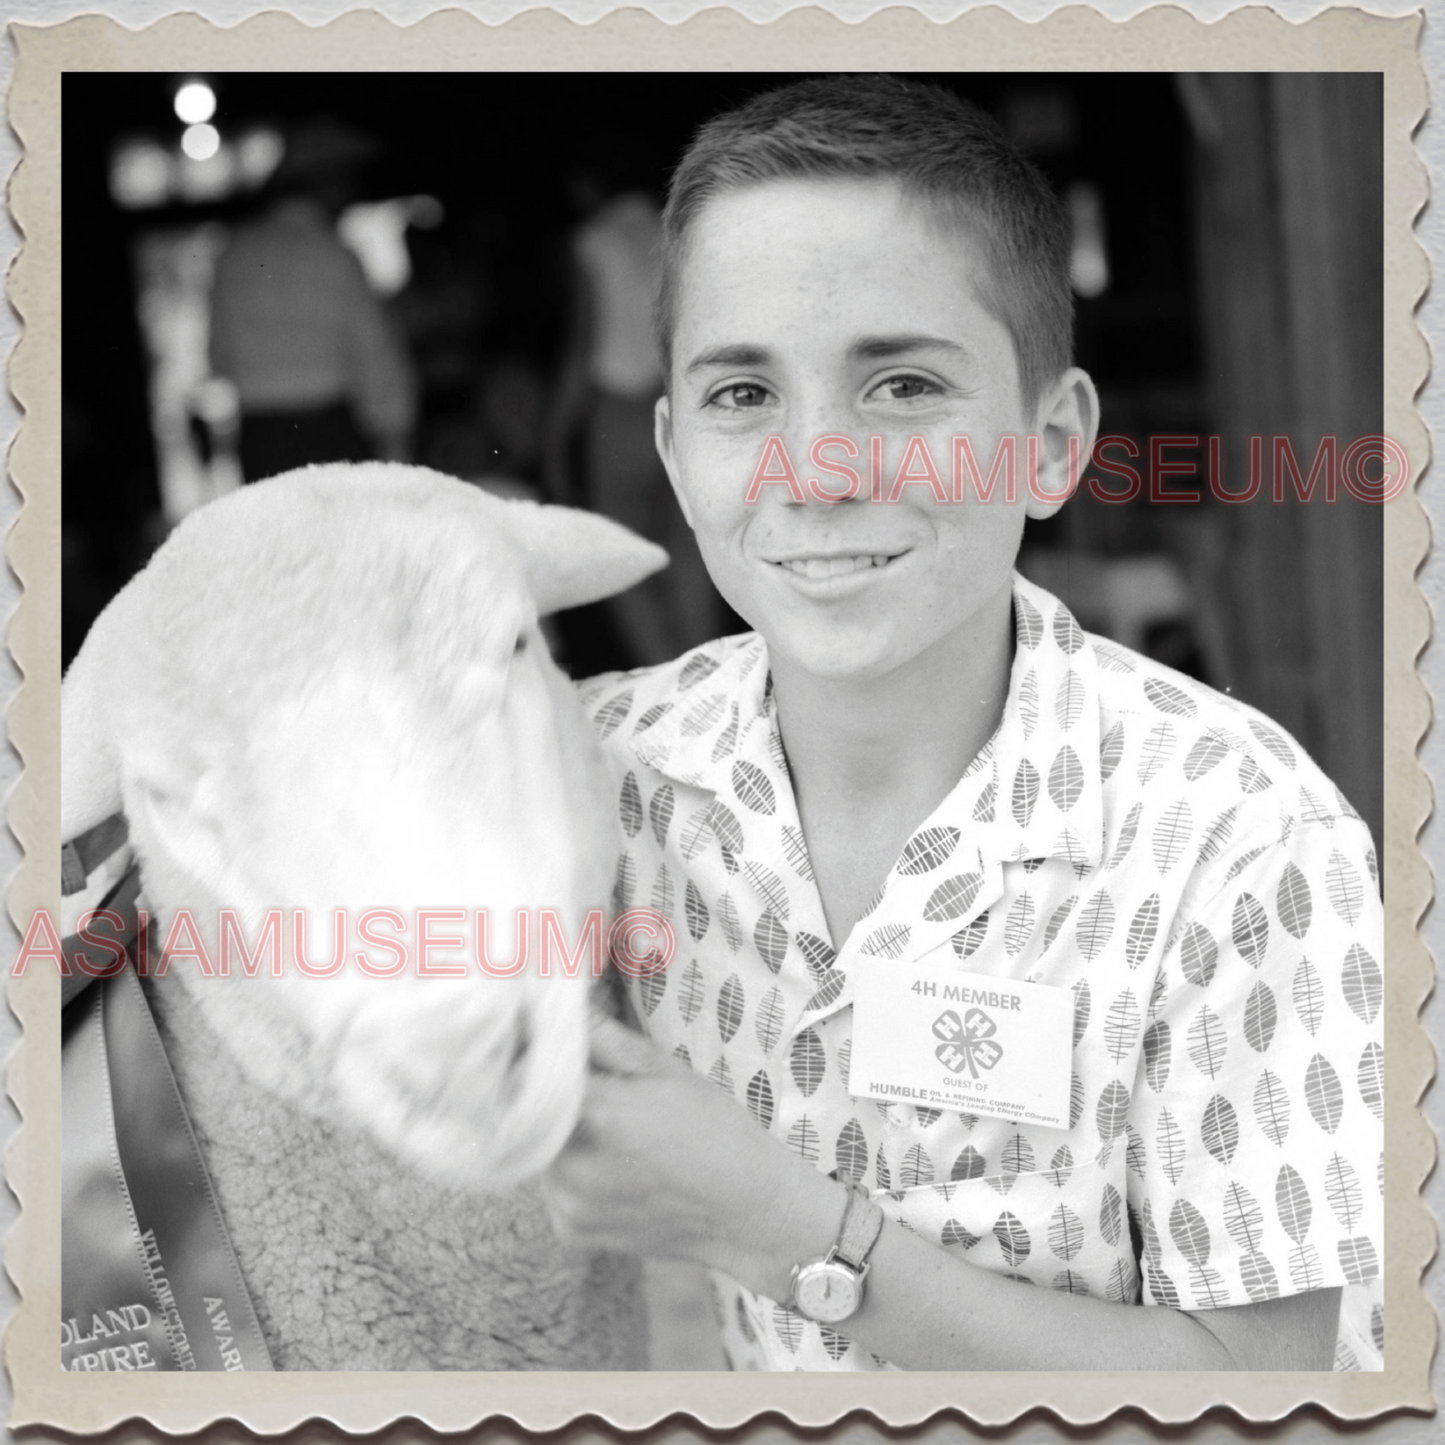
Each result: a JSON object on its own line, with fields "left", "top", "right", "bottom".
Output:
{"left": 655, "top": 177, "right": 1066, "bottom": 687}
{"left": 150, "top": 977, "right": 646, "bottom": 1371}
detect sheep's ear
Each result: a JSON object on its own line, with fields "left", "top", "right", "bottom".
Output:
{"left": 503, "top": 502, "right": 669, "bottom": 615}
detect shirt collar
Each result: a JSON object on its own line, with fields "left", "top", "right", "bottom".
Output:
{"left": 615, "top": 572, "right": 1106, "bottom": 877}
{"left": 614, "top": 632, "right": 773, "bottom": 791}
{"left": 975, "top": 573, "right": 1105, "bottom": 875}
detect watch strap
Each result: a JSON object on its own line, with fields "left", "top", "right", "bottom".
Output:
{"left": 834, "top": 1182, "right": 885, "bottom": 1272}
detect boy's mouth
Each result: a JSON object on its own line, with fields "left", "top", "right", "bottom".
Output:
{"left": 770, "top": 553, "right": 904, "bottom": 580}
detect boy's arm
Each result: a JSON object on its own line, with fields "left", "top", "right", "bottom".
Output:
{"left": 741, "top": 1159, "right": 1339, "bottom": 1370}
{"left": 545, "top": 1018, "right": 1340, "bottom": 1371}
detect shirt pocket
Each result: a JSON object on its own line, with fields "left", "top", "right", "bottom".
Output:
{"left": 882, "top": 1157, "right": 1141, "bottom": 1304}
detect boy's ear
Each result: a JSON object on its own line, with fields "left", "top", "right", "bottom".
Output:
{"left": 1027, "top": 367, "right": 1100, "bottom": 521}
{"left": 654, "top": 395, "right": 694, "bottom": 528}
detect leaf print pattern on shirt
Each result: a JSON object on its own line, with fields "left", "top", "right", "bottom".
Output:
{"left": 1138, "top": 722, "right": 1176, "bottom": 786}
{"left": 754, "top": 986, "right": 785, "bottom": 1054}
{"left": 1126, "top": 893, "right": 1161, "bottom": 969}
{"left": 1254, "top": 1069, "right": 1292, "bottom": 1146}
{"left": 1103, "top": 988, "right": 1142, "bottom": 1063}
{"left": 1143, "top": 1020, "right": 1172, "bottom": 1092}
{"left": 1294, "top": 957, "right": 1325, "bottom": 1036}
{"left": 1152, "top": 801, "right": 1192, "bottom": 872}
{"left": 1341, "top": 945, "right": 1383, "bottom": 1025}
{"left": 1075, "top": 891, "right": 1115, "bottom": 959}
{"left": 1357, "top": 1043, "right": 1384, "bottom": 1121}
{"left": 1108, "top": 803, "right": 1142, "bottom": 869}
{"left": 1180, "top": 922, "right": 1219, "bottom": 987}
{"left": 1202, "top": 1095, "right": 1240, "bottom": 1165}
{"left": 1305, "top": 1053, "right": 1345, "bottom": 1134}
{"left": 1099, "top": 720, "right": 1126, "bottom": 781}
{"left": 1243, "top": 981, "right": 1278, "bottom": 1053}
{"left": 898, "top": 825, "right": 961, "bottom": 875}
{"left": 923, "top": 872, "right": 984, "bottom": 923}
{"left": 1183, "top": 730, "right": 1229, "bottom": 782}
{"left": 1187, "top": 1006, "right": 1228, "bottom": 1078}
{"left": 1278, "top": 863, "right": 1314, "bottom": 939}
{"left": 1232, "top": 893, "right": 1270, "bottom": 966}
{"left": 790, "top": 1028, "right": 826, "bottom": 1097}
{"left": 682, "top": 691, "right": 728, "bottom": 739}
{"left": 1012, "top": 759, "right": 1041, "bottom": 827}
{"left": 583, "top": 575, "right": 1384, "bottom": 1373}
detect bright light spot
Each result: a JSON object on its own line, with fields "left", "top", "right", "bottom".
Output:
{"left": 174, "top": 81, "right": 216, "bottom": 126}
{"left": 110, "top": 139, "right": 173, "bottom": 208}
{"left": 181, "top": 123, "right": 221, "bottom": 162}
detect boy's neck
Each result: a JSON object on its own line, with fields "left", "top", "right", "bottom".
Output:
{"left": 770, "top": 585, "right": 1016, "bottom": 796}
{"left": 766, "top": 584, "right": 1016, "bottom": 948}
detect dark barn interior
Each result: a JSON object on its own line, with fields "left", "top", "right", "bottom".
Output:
{"left": 61, "top": 71, "right": 1384, "bottom": 851}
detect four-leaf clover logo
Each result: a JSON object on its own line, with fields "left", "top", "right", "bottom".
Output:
{"left": 934, "top": 1007, "right": 1004, "bottom": 1080}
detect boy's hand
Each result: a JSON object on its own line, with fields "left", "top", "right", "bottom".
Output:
{"left": 541, "top": 1023, "right": 1342, "bottom": 1372}
{"left": 541, "top": 1017, "right": 838, "bottom": 1291}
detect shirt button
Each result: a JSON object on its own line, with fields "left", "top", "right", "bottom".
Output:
{"left": 886, "top": 1103, "right": 915, "bottom": 1128}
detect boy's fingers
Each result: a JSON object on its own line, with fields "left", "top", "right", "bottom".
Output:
{"left": 588, "top": 1014, "right": 663, "bottom": 1075}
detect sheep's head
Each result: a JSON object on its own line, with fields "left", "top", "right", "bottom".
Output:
{"left": 62, "top": 463, "right": 668, "bottom": 1190}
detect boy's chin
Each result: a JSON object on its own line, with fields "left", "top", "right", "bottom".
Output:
{"left": 764, "top": 620, "right": 923, "bottom": 686}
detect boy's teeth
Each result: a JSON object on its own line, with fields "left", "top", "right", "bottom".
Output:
{"left": 782, "top": 555, "right": 889, "bottom": 578}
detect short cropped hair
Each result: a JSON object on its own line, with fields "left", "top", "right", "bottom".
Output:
{"left": 658, "top": 75, "right": 1075, "bottom": 410}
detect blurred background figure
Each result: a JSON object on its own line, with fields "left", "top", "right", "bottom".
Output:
{"left": 545, "top": 171, "right": 730, "bottom": 668}
{"left": 208, "top": 119, "right": 419, "bottom": 481}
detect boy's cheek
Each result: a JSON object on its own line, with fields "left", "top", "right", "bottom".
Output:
{"left": 682, "top": 432, "right": 778, "bottom": 500}
{"left": 673, "top": 460, "right": 760, "bottom": 530}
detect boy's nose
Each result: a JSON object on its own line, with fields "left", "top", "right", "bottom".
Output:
{"left": 778, "top": 421, "right": 872, "bottom": 507}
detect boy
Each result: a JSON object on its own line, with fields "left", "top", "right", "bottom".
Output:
{"left": 544, "top": 76, "right": 1384, "bottom": 1372}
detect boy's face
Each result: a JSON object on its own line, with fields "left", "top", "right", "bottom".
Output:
{"left": 656, "top": 177, "right": 1083, "bottom": 685}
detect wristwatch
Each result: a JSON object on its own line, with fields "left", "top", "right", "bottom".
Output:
{"left": 788, "top": 1181, "right": 885, "bottom": 1324}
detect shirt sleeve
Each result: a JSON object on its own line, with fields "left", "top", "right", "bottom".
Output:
{"left": 1126, "top": 813, "right": 1384, "bottom": 1311}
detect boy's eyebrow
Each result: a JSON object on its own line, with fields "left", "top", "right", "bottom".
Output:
{"left": 850, "top": 334, "right": 975, "bottom": 363}
{"left": 684, "top": 344, "right": 772, "bottom": 374}
{"left": 683, "top": 335, "right": 975, "bottom": 374}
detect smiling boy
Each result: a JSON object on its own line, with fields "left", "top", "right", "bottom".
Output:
{"left": 546, "top": 76, "right": 1384, "bottom": 1372}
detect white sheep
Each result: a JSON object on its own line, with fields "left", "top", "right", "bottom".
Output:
{"left": 61, "top": 463, "right": 670, "bottom": 1369}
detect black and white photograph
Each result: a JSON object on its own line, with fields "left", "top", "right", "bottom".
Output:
{"left": 5, "top": 4, "right": 1431, "bottom": 1434}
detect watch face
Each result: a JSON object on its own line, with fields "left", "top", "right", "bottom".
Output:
{"left": 793, "top": 1261, "right": 863, "bottom": 1324}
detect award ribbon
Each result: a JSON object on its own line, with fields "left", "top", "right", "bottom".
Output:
{"left": 61, "top": 819, "right": 273, "bottom": 1373}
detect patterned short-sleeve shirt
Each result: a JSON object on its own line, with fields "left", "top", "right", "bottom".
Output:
{"left": 580, "top": 574, "right": 1384, "bottom": 1372}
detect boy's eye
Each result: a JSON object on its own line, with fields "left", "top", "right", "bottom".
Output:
{"left": 870, "top": 373, "right": 943, "bottom": 402}
{"left": 706, "top": 382, "right": 772, "bottom": 410}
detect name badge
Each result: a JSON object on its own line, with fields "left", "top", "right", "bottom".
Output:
{"left": 849, "top": 960, "right": 1074, "bottom": 1129}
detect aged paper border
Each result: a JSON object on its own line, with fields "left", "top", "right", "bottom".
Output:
{"left": 4, "top": 4, "right": 1432, "bottom": 1434}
